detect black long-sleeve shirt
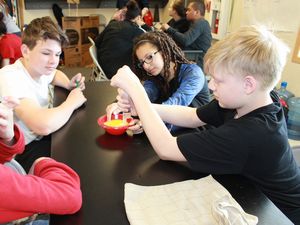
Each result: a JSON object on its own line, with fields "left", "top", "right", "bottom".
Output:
{"left": 95, "top": 20, "right": 144, "bottom": 79}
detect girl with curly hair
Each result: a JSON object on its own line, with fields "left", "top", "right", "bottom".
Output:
{"left": 132, "top": 31, "right": 210, "bottom": 108}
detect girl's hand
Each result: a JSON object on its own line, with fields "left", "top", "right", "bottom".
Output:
{"left": 106, "top": 103, "right": 122, "bottom": 120}
{"left": 116, "top": 88, "right": 137, "bottom": 116}
{"left": 127, "top": 119, "right": 143, "bottom": 135}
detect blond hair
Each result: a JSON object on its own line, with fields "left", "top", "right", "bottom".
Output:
{"left": 204, "top": 25, "right": 289, "bottom": 90}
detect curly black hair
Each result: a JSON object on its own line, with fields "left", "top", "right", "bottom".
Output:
{"left": 132, "top": 31, "right": 191, "bottom": 102}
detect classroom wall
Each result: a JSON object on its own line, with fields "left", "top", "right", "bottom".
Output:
{"left": 22, "top": 1, "right": 300, "bottom": 96}
{"left": 228, "top": 0, "right": 300, "bottom": 96}
{"left": 161, "top": 0, "right": 300, "bottom": 96}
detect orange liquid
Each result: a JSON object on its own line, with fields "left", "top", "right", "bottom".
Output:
{"left": 104, "top": 119, "right": 127, "bottom": 127}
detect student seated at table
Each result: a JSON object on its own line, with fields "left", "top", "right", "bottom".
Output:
{"left": 0, "top": 0, "right": 21, "bottom": 36}
{"left": 0, "top": 16, "right": 87, "bottom": 172}
{"left": 107, "top": 31, "right": 210, "bottom": 131}
{"left": 107, "top": 26, "right": 300, "bottom": 224}
{"left": 161, "top": 0, "right": 212, "bottom": 69}
{"left": 116, "top": 0, "right": 150, "bottom": 19}
{"left": 166, "top": 0, "right": 190, "bottom": 33}
{"left": 0, "top": 96, "right": 82, "bottom": 224}
{"left": 95, "top": 0, "right": 150, "bottom": 79}
{"left": 0, "top": 12, "right": 22, "bottom": 68}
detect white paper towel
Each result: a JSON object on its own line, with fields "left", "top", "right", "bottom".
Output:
{"left": 124, "top": 175, "right": 258, "bottom": 225}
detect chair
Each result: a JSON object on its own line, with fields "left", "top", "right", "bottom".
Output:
{"left": 183, "top": 50, "right": 204, "bottom": 69}
{"left": 88, "top": 36, "right": 108, "bottom": 81}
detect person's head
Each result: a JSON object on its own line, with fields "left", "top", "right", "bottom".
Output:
{"left": 132, "top": 31, "right": 190, "bottom": 101}
{"left": 0, "top": 12, "right": 7, "bottom": 36}
{"left": 204, "top": 25, "right": 289, "bottom": 109}
{"left": 20, "top": 17, "right": 68, "bottom": 77}
{"left": 0, "top": 0, "right": 9, "bottom": 16}
{"left": 133, "top": 31, "right": 189, "bottom": 80}
{"left": 186, "top": 0, "right": 205, "bottom": 21}
{"left": 125, "top": 0, "right": 141, "bottom": 21}
{"left": 169, "top": 0, "right": 186, "bottom": 18}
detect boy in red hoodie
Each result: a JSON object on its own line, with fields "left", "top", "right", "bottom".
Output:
{"left": 0, "top": 96, "right": 82, "bottom": 223}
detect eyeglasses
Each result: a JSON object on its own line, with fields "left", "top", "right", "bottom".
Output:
{"left": 137, "top": 50, "right": 160, "bottom": 69}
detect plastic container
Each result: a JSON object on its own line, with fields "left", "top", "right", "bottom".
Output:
{"left": 276, "top": 81, "right": 294, "bottom": 104}
{"left": 287, "top": 97, "right": 300, "bottom": 140}
{"left": 97, "top": 114, "right": 133, "bottom": 135}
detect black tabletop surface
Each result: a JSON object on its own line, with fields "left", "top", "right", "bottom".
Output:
{"left": 50, "top": 81, "right": 292, "bottom": 225}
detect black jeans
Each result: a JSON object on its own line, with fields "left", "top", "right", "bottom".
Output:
{"left": 15, "top": 135, "right": 51, "bottom": 173}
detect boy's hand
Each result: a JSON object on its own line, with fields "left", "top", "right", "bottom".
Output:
{"left": 111, "top": 66, "right": 141, "bottom": 94}
{"left": 70, "top": 73, "right": 85, "bottom": 91}
{"left": 67, "top": 88, "right": 87, "bottom": 109}
{"left": 0, "top": 96, "right": 20, "bottom": 142}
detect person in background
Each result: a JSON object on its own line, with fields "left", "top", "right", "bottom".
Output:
{"left": 0, "top": 96, "right": 82, "bottom": 224}
{"left": 116, "top": 0, "right": 149, "bottom": 18}
{"left": 108, "top": 26, "right": 300, "bottom": 224}
{"left": 107, "top": 31, "right": 210, "bottom": 132}
{"left": 0, "top": 0, "right": 21, "bottom": 36}
{"left": 95, "top": 0, "right": 149, "bottom": 79}
{"left": 166, "top": 0, "right": 190, "bottom": 33}
{"left": 0, "top": 12, "right": 22, "bottom": 68}
{"left": 161, "top": 0, "right": 212, "bottom": 69}
{"left": 0, "top": 16, "right": 87, "bottom": 173}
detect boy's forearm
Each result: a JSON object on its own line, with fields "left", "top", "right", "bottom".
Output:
{"left": 51, "top": 70, "right": 71, "bottom": 89}
{"left": 153, "top": 104, "right": 201, "bottom": 128}
{"left": 128, "top": 85, "right": 180, "bottom": 160}
{"left": 18, "top": 102, "right": 75, "bottom": 136}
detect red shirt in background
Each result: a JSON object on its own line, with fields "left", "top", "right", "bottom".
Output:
{"left": 0, "top": 33, "right": 22, "bottom": 64}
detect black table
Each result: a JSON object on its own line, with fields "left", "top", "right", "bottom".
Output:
{"left": 50, "top": 81, "right": 292, "bottom": 225}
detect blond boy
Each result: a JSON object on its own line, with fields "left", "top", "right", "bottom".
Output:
{"left": 108, "top": 26, "right": 300, "bottom": 223}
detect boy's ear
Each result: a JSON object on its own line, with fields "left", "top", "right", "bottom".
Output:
{"left": 244, "top": 75, "right": 257, "bottom": 94}
{"left": 21, "top": 44, "right": 30, "bottom": 57}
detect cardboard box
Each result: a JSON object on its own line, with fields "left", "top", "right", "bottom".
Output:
{"left": 81, "top": 44, "right": 92, "bottom": 66}
{"left": 62, "top": 16, "right": 99, "bottom": 67}
{"left": 64, "top": 46, "right": 81, "bottom": 67}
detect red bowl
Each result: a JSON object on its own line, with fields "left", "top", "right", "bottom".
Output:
{"left": 97, "top": 114, "right": 133, "bottom": 135}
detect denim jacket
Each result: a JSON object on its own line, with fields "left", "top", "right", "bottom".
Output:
{"left": 144, "top": 63, "right": 210, "bottom": 108}
{"left": 143, "top": 63, "right": 210, "bottom": 131}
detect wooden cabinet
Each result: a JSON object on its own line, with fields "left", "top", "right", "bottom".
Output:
{"left": 62, "top": 16, "right": 99, "bottom": 67}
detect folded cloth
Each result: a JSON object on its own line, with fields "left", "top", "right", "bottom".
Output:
{"left": 212, "top": 195, "right": 258, "bottom": 225}
{"left": 124, "top": 175, "right": 258, "bottom": 225}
